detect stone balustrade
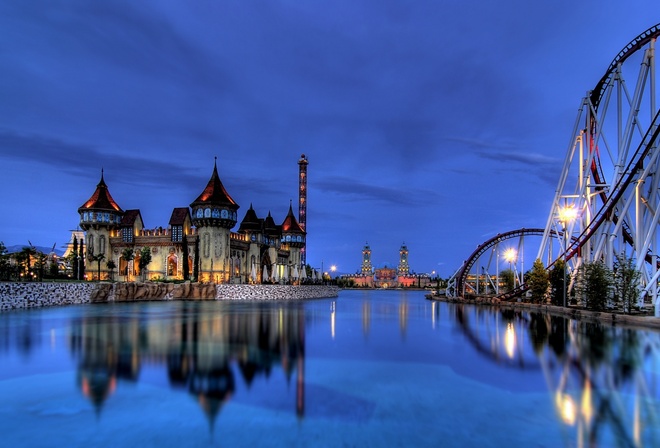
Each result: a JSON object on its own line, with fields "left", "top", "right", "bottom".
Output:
{"left": 0, "top": 281, "right": 339, "bottom": 311}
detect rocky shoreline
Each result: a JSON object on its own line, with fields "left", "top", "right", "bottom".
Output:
{"left": 0, "top": 281, "right": 339, "bottom": 311}
{"left": 426, "top": 293, "right": 660, "bottom": 330}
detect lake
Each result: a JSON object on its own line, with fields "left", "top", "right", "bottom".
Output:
{"left": 1, "top": 289, "right": 659, "bottom": 447}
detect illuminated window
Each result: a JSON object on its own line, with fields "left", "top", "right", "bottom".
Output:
{"left": 122, "top": 228, "right": 133, "bottom": 243}
{"left": 119, "top": 257, "right": 128, "bottom": 276}
{"left": 171, "top": 226, "right": 182, "bottom": 242}
{"left": 167, "top": 254, "right": 178, "bottom": 276}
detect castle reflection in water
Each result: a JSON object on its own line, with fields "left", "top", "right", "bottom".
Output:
{"left": 68, "top": 301, "right": 307, "bottom": 426}
{"left": 2, "top": 295, "right": 659, "bottom": 446}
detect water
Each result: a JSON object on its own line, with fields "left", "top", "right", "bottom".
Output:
{"left": 1, "top": 289, "right": 659, "bottom": 447}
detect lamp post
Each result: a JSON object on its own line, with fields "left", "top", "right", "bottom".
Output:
{"left": 558, "top": 205, "right": 578, "bottom": 307}
{"left": 503, "top": 248, "right": 517, "bottom": 290}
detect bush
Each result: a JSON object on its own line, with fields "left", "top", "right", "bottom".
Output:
{"left": 527, "top": 259, "right": 549, "bottom": 304}
{"left": 613, "top": 254, "right": 641, "bottom": 313}
{"left": 574, "top": 261, "right": 613, "bottom": 311}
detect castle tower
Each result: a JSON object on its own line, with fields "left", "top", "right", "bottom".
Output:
{"left": 361, "top": 243, "right": 373, "bottom": 275}
{"left": 238, "top": 204, "right": 264, "bottom": 283}
{"left": 190, "top": 158, "right": 239, "bottom": 283}
{"left": 281, "top": 201, "right": 306, "bottom": 271}
{"left": 78, "top": 170, "right": 124, "bottom": 280}
{"left": 397, "top": 242, "right": 410, "bottom": 276}
{"left": 298, "top": 154, "right": 308, "bottom": 265}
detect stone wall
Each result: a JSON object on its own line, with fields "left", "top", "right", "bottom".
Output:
{"left": 0, "top": 281, "right": 339, "bottom": 311}
{"left": 0, "top": 282, "right": 97, "bottom": 311}
{"left": 216, "top": 284, "right": 339, "bottom": 300}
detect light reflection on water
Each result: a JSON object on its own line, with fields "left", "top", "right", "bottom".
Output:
{"left": 0, "top": 289, "right": 659, "bottom": 447}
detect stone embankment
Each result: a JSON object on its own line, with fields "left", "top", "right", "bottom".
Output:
{"left": 426, "top": 293, "right": 660, "bottom": 330}
{"left": 1, "top": 282, "right": 339, "bottom": 311}
{"left": 0, "top": 282, "right": 97, "bottom": 310}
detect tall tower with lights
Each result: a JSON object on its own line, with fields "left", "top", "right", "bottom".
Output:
{"left": 361, "top": 243, "right": 373, "bottom": 275}
{"left": 397, "top": 243, "right": 410, "bottom": 276}
{"left": 298, "top": 154, "right": 308, "bottom": 266}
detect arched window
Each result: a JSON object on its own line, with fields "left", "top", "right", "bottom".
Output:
{"left": 133, "top": 253, "right": 141, "bottom": 276}
{"left": 99, "top": 235, "right": 106, "bottom": 255}
{"left": 167, "top": 254, "right": 178, "bottom": 276}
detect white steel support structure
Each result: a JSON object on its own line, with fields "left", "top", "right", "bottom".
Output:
{"left": 537, "top": 25, "right": 660, "bottom": 315}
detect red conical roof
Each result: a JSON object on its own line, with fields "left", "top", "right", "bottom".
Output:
{"left": 281, "top": 202, "right": 305, "bottom": 234}
{"left": 78, "top": 170, "right": 123, "bottom": 213}
{"left": 190, "top": 159, "right": 238, "bottom": 210}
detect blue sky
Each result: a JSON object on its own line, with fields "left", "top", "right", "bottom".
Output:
{"left": 0, "top": 1, "right": 658, "bottom": 277}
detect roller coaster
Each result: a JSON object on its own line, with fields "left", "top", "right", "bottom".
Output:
{"left": 447, "top": 23, "right": 660, "bottom": 316}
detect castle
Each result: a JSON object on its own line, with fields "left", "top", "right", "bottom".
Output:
{"left": 343, "top": 242, "right": 432, "bottom": 288}
{"left": 77, "top": 155, "right": 309, "bottom": 283}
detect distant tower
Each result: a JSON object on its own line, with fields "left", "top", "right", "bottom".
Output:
{"left": 361, "top": 243, "right": 373, "bottom": 275}
{"left": 397, "top": 243, "right": 410, "bottom": 276}
{"left": 298, "top": 154, "right": 308, "bottom": 265}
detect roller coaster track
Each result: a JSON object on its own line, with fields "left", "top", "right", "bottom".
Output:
{"left": 565, "top": 111, "right": 660, "bottom": 258}
{"left": 590, "top": 24, "right": 660, "bottom": 110}
{"left": 497, "top": 111, "right": 660, "bottom": 302}
{"left": 449, "top": 228, "right": 545, "bottom": 299}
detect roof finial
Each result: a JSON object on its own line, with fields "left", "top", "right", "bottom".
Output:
{"left": 214, "top": 156, "right": 217, "bottom": 168}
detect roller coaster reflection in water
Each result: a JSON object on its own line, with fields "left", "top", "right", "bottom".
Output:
{"left": 452, "top": 303, "right": 660, "bottom": 447}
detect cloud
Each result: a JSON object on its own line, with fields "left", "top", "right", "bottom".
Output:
{"left": 316, "top": 175, "right": 441, "bottom": 206}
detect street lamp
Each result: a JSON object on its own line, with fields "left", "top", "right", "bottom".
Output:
{"left": 503, "top": 248, "right": 517, "bottom": 289}
{"left": 558, "top": 205, "right": 578, "bottom": 307}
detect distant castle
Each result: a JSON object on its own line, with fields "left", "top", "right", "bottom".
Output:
{"left": 343, "top": 242, "right": 431, "bottom": 288}
{"left": 76, "top": 155, "right": 310, "bottom": 283}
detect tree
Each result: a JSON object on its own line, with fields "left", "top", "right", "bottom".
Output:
{"left": 0, "top": 241, "right": 10, "bottom": 281}
{"left": 527, "top": 259, "right": 549, "bottom": 304}
{"left": 138, "top": 246, "right": 152, "bottom": 281}
{"left": 106, "top": 259, "right": 116, "bottom": 282}
{"left": 548, "top": 259, "right": 566, "bottom": 306}
{"left": 181, "top": 235, "right": 190, "bottom": 281}
{"left": 79, "top": 239, "right": 86, "bottom": 280}
{"left": 72, "top": 236, "right": 79, "bottom": 280}
{"left": 87, "top": 247, "right": 105, "bottom": 281}
{"left": 193, "top": 236, "right": 199, "bottom": 282}
{"left": 500, "top": 269, "right": 515, "bottom": 292}
{"left": 20, "top": 246, "right": 37, "bottom": 281}
{"left": 33, "top": 250, "right": 48, "bottom": 281}
{"left": 574, "top": 260, "right": 613, "bottom": 311}
{"left": 48, "top": 259, "right": 59, "bottom": 278}
{"left": 613, "top": 254, "right": 641, "bottom": 314}
{"left": 121, "top": 247, "right": 135, "bottom": 279}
